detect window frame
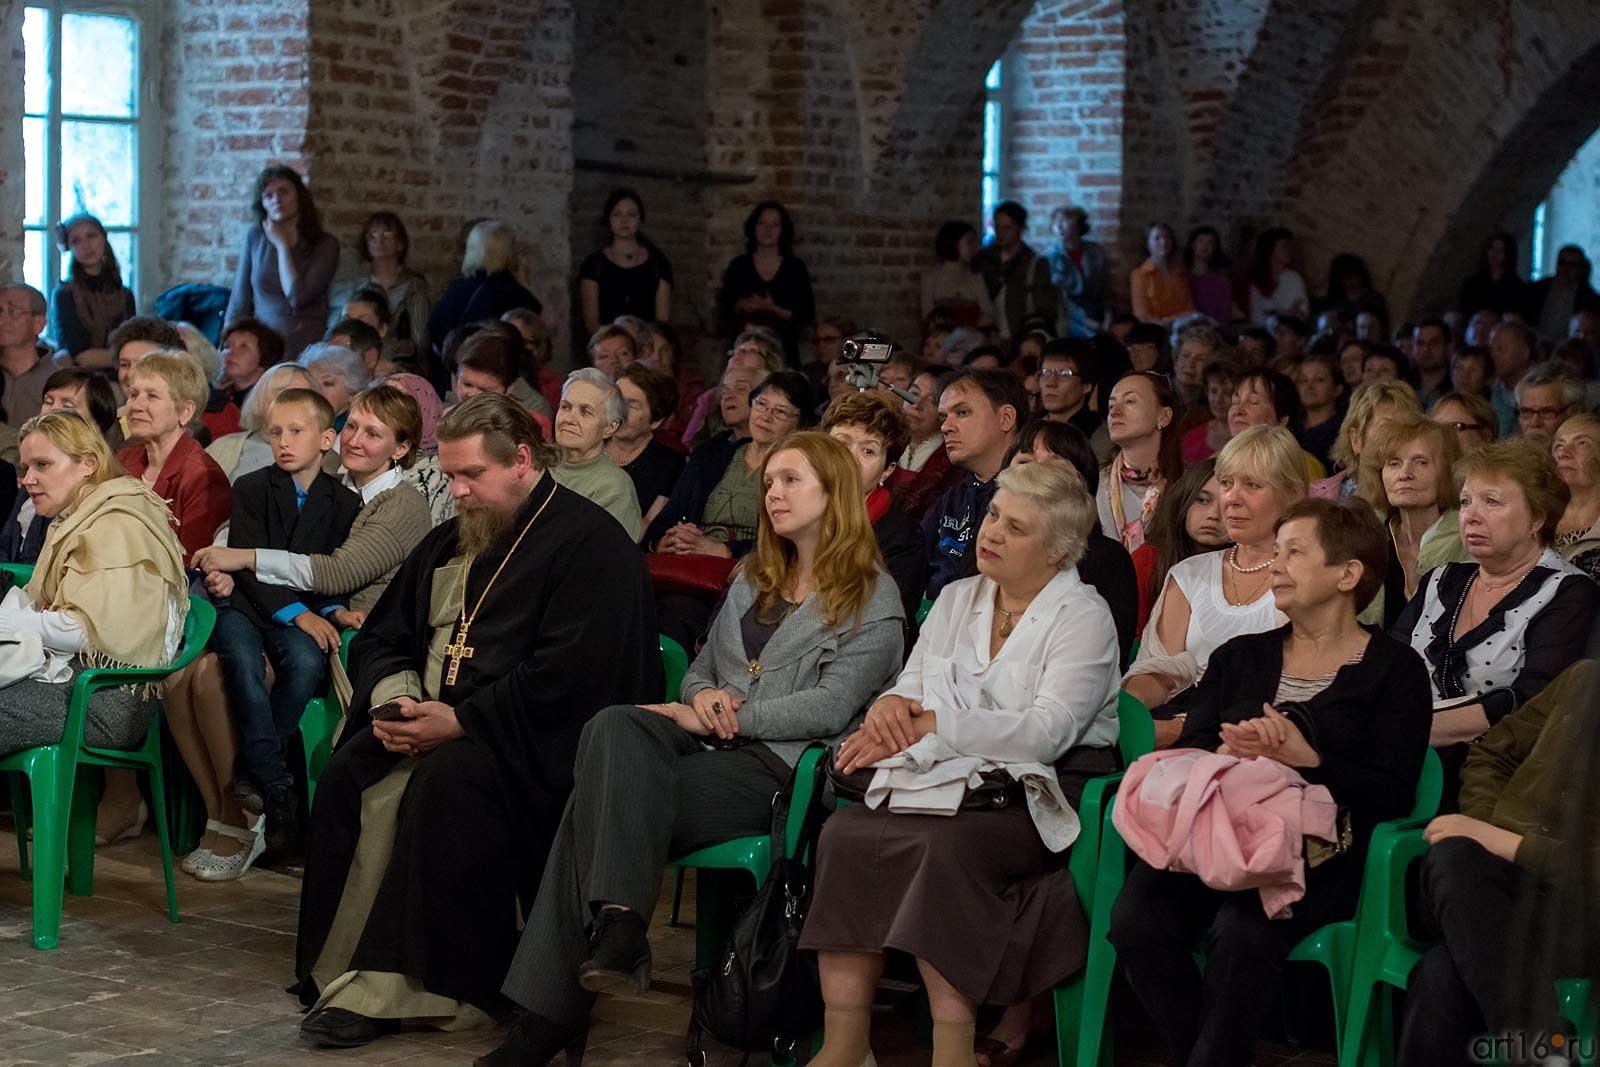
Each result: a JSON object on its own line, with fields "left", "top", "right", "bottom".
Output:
{"left": 23, "top": 0, "right": 157, "bottom": 309}
{"left": 981, "top": 53, "right": 1011, "bottom": 228}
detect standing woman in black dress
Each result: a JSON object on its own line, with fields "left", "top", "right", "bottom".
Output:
{"left": 577, "top": 188, "right": 674, "bottom": 336}
{"left": 719, "top": 200, "right": 815, "bottom": 367}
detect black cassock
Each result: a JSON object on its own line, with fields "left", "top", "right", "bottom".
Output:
{"left": 294, "top": 475, "right": 661, "bottom": 1013}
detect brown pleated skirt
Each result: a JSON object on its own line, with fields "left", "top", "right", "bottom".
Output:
{"left": 800, "top": 800, "right": 1089, "bottom": 1007}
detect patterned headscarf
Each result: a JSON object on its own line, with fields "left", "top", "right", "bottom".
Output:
{"left": 383, "top": 372, "right": 442, "bottom": 452}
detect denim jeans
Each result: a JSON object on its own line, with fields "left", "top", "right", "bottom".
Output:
{"left": 211, "top": 605, "right": 330, "bottom": 794}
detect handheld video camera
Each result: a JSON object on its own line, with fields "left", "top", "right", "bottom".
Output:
{"left": 839, "top": 331, "right": 899, "bottom": 395}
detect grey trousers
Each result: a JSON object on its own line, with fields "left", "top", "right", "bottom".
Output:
{"left": 499, "top": 704, "right": 788, "bottom": 1026}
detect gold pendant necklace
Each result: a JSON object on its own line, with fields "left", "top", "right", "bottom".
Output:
{"left": 997, "top": 607, "right": 1019, "bottom": 638}
{"left": 443, "top": 482, "right": 558, "bottom": 686}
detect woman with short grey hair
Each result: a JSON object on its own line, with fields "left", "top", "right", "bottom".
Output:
{"left": 552, "top": 367, "right": 641, "bottom": 539}
{"left": 802, "top": 459, "right": 1122, "bottom": 1067}
{"left": 298, "top": 342, "right": 371, "bottom": 432}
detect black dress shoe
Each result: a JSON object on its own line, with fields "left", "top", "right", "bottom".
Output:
{"left": 475, "top": 1010, "right": 587, "bottom": 1066}
{"left": 299, "top": 1006, "right": 400, "bottom": 1048}
{"left": 576, "top": 907, "right": 651, "bottom": 995}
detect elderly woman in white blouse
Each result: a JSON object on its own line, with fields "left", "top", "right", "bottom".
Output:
{"left": 1124, "top": 424, "right": 1308, "bottom": 744}
{"left": 801, "top": 461, "right": 1121, "bottom": 1067}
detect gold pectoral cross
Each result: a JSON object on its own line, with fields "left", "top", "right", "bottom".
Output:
{"left": 443, "top": 622, "right": 475, "bottom": 686}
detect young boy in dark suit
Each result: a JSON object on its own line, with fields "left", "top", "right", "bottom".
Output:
{"left": 208, "top": 388, "right": 362, "bottom": 857}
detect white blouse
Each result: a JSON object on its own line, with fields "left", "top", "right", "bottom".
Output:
{"left": 869, "top": 569, "right": 1121, "bottom": 849}
{"left": 1125, "top": 549, "right": 1286, "bottom": 692}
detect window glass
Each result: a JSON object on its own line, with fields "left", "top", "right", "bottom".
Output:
{"left": 24, "top": 232, "right": 46, "bottom": 296}
{"left": 24, "top": 7, "right": 49, "bottom": 116}
{"left": 61, "top": 13, "right": 137, "bottom": 118}
{"left": 60, "top": 119, "right": 136, "bottom": 226}
{"left": 106, "top": 231, "right": 137, "bottom": 293}
{"left": 24, "top": 117, "right": 47, "bottom": 226}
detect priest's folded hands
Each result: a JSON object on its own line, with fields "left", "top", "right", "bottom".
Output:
{"left": 369, "top": 696, "right": 463, "bottom": 756}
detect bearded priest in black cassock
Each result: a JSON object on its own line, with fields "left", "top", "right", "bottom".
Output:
{"left": 293, "top": 394, "right": 661, "bottom": 1049}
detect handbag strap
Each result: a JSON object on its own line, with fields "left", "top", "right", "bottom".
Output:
{"left": 773, "top": 743, "right": 829, "bottom": 870}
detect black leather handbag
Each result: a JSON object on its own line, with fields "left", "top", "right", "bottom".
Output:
{"left": 687, "top": 745, "right": 828, "bottom": 1066}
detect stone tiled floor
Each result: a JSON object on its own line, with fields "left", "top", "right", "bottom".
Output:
{"left": 0, "top": 817, "right": 1336, "bottom": 1066}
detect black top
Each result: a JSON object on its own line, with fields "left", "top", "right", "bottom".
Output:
{"left": 741, "top": 598, "right": 799, "bottom": 662}
{"left": 874, "top": 504, "right": 930, "bottom": 627}
{"left": 718, "top": 253, "right": 815, "bottom": 363}
{"left": 226, "top": 465, "right": 363, "bottom": 630}
{"left": 620, "top": 437, "right": 687, "bottom": 517}
{"left": 1296, "top": 415, "right": 1341, "bottom": 473}
{"left": 428, "top": 271, "right": 542, "bottom": 353}
{"left": 1169, "top": 625, "right": 1433, "bottom": 842}
{"left": 1079, "top": 531, "right": 1139, "bottom": 670}
{"left": 48, "top": 281, "right": 136, "bottom": 355}
{"left": 1459, "top": 273, "right": 1529, "bottom": 319}
{"left": 579, "top": 247, "right": 673, "bottom": 324}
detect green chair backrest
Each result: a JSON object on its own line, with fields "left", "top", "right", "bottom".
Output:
{"left": 916, "top": 596, "right": 934, "bottom": 625}
{"left": 659, "top": 635, "right": 689, "bottom": 703}
{"left": 0, "top": 561, "right": 34, "bottom": 586}
{"left": 1408, "top": 745, "right": 1443, "bottom": 821}
{"left": 1115, "top": 691, "right": 1156, "bottom": 768}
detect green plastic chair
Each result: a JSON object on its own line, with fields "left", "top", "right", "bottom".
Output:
{"left": 1336, "top": 781, "right": 1594, "bottom": 1066}
{"left": 1052, "top": 691, "right": 1156, "bottom": 1067}
{"left": 1064, "top": 744, "right": 1444, "bottom": 1067}
{"left": 915, "top": 596, "right": 934, "bottom": 625}
{"left": 658, "top": 635, "right": 694, "bottom": 927}
{"left": 299, "top": 628, "right": 358, "bottom": 807}
{"left": 3, "top": 581, "right": 217, "bottom": 951}
{"left": 659, "top": 635, "right": 688, "bottom": 705}
{"left": 669, "top": 746, "right": 826, "bottom": 968}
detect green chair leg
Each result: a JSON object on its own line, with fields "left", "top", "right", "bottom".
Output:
{"left": 692, "top": 867, "right": 759, "bottom": 970}
{"left": 9, "top": 773, "right": 30, "bottom": 880}
{"left": 668, "top": 866, "right": 685, "bottom": 927}
{"left": 64, "top": 767, "right": 99, "bottom": 898}
{"left": 146, "top": 759, "right": 179, "bottom": 924}
{"left": 22, "top": 750, "right": 68, "bottom": 951}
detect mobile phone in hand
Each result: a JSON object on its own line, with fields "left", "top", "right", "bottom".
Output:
{"left": 370, "top": 701, "right": 407, "bottom": 722}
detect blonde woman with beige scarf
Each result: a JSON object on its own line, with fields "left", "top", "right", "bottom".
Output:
{"left": 0, "top": 412, "right": 188, "bottom": 761}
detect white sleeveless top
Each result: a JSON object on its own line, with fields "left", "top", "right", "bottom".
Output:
{"left": 1125, "top": 549, "right": 1287, "bottom": 690}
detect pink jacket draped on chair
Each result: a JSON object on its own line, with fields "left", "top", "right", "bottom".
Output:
{"left": 1112, "top": 748, "right": 1339, "bottom": 917}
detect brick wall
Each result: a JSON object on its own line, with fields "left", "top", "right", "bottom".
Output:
{"left": 569, "top": 0, "right": 709, "bottom": 348}
{"left": 701, "top": 0, "right": 1015, "bottom": 357}
{"left": 1275, "top": 1, "right": 1600, "bottom": 319}
{"left": 1005, "top": 0, "right": 1130, "bottom": 298}
{"left": 158, "top": 0, "right": 312, "bottom": 289}
{"left": 0, "top": 3, "right": 24, "bottom": 284}
{"left": 9, "top": 0, "right": 1599, "bottom": 356}
{"left": 304, "top": 0, "right": 576, "bottom": 353}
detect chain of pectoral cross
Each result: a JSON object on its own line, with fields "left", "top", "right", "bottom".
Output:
{"left": 441, "top": 482, "right": 559, "bottom": 689}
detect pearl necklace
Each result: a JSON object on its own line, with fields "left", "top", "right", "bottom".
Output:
{"left": 1226, "top": 545, "right": 1274, "bottom": 574}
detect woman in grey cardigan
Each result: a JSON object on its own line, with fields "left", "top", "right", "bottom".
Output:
{"left": 484, "top": 432, "right": 905, "bottom": 1065}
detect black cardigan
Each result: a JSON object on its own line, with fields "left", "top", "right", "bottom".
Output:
{"left": 873, "top": 505, "right": 928, "bottom": 627}
{"left": 1167, "top": 625, "right": 1433, "bottom": 840}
